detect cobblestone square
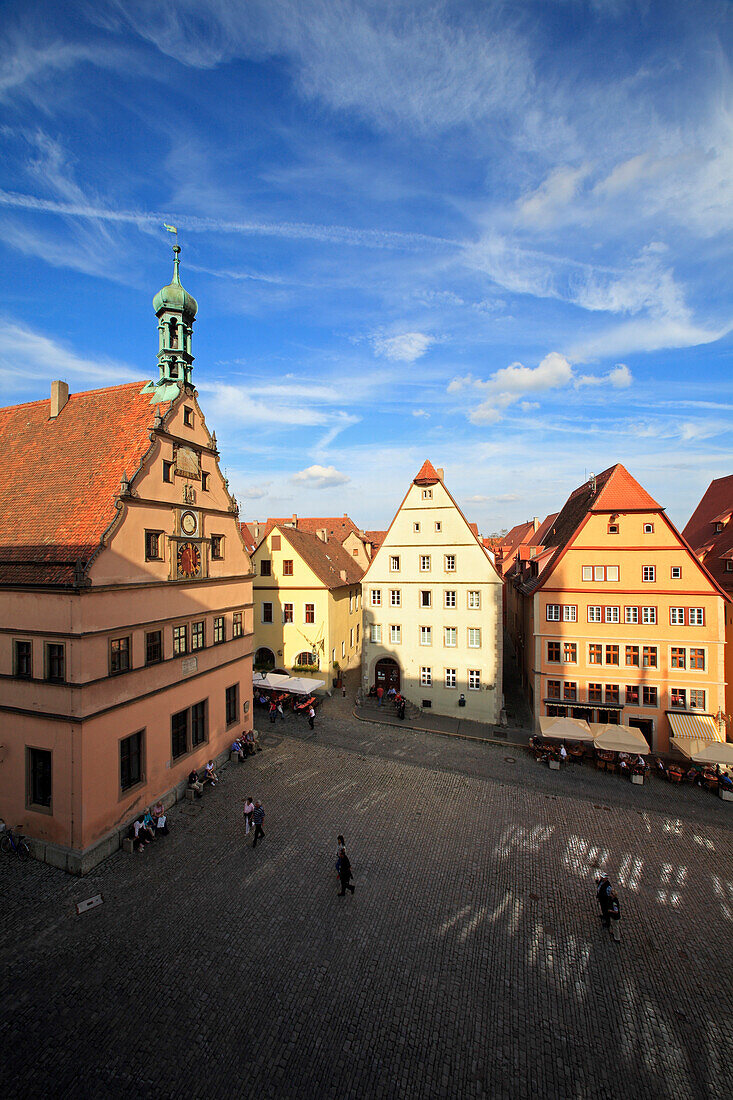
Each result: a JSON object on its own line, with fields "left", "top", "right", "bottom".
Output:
{"left": 2, "top": 705, "right": 731, "bottom": 1099}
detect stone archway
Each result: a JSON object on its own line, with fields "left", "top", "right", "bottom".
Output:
{"left": 255, "top": 647, "right": 275, "bottom": 670}
{"left": 375, "top": 656, "right": 400, "bottom": 692}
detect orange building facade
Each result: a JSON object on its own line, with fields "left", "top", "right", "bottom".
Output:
{"left": 0, "top": 250, "right": 253, "bottom": 873}
{"left": 509, "top": 466, "right": 728, "bottom": 752}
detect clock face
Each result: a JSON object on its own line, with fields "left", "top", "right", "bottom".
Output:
{"left": 181, "top": 510, "right": 198, "bottom": 536}
{"left": 177, "top": 542, "right": 201, "bottom": 578}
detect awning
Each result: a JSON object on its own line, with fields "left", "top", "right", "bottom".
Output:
{"left": 671, "top": 737, "right": 733, "bottom": 765}
{"left": 592, "top": 724, "right": 650, "bottom": 753}
{"left": 667, "top": 712, "right": 723, "bottom": 742}
{"left": 252, "top": 672, "right": 326, "bottom": 695}
{"left": 539, "top": 715, "right": 592, "bottom": 741}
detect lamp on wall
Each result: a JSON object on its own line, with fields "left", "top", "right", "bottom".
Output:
{"left": 715, "top": 708, "right": 732, "bottom": 735}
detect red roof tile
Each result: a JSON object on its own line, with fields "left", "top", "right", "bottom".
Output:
{"left": 274, "top": 526, "right": 365, "bottom": 588}
{"left": 251, "top": 514, "right": 362, "bottom": 545}
{"left": 683, "top": 475, "right": 733, "bottom": 592}
{"left": 0, "top": 381, "right": 172, "bottom": 585}
{"left": 591, "top": 464, "right": 661, "bottom": 512}
{"left": 363, "top": 529, "right": 386, "bottom": 550}
{"left": 414, "top": 459, "right": 440, "bottom": 485}
{"left": 239, "top": 522, "right": 257, "bottom": 554}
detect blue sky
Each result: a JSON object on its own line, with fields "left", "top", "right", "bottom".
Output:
{"left": 0, "top": 0, "right": 731, "bottom": 533}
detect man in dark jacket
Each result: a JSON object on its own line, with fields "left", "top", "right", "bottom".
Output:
{"left": 252, "top": 801, "right": 265, "bottom": 847}
{"left": 338, "top": 850, "right": 355, "bottom": 896}
{"left": 596, "top": 873, "right": 613, "bottom": 928}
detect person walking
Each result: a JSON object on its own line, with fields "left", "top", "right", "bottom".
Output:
{"left": 338, "top": 849, "right": 355, "bottom": 897}
{"left": 277, "top": 696, "right": 285, "bottom": 721}
{"left": 376, "top": 685, "right": 384, "bottom": 707}
{"left": 269, "top": 700, "right": 277, "bottom": 723}
{"left": 252, "top": 801, "right": 265, "bottom": 847}
{"left": 308, "top": 705, "right": 315, "bottom": 731}
{"left": 596, "top": 872, "right": 621, "bottom": 940}
{"left": 397, "top": 695, "right": 405, "bottom": 721}
{"left": 243, "top": 796, "right": 254, "bottom": 836}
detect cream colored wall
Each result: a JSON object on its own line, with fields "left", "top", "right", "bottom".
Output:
{"left": 342, "top": 531, "right": 370, "bottom": 570}
{"left": 532, "top": 509, "right": 726, "bottom": 750}
{"left": 328, "top": 585, "right": 362, "bottom": 673}
{"left": 362, "top": 479, "right": 502, "bottom": 721}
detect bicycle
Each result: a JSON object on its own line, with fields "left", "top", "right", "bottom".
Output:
{"left": 1, "top": 824, "right": 31, "bottom": 860}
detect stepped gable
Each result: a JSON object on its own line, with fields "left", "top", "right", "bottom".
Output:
{"left": 683, "top": 474, "right": 733, "bottom": 591}
{"left": 0, "top": 381, "right": 171, "bottom": 585}
{"left": 277, "top": 525, "right": 365, "bottom": 589}
{"left": 414, "top": 459, "right": 440, "bottom": 485}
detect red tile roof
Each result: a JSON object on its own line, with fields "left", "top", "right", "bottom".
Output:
{"left": 364, "top": 529, "right": 386, "bottom": 551}
{"left": 414, "top": 459, "right": 440, "bottom": 485}
{"left": 274, "top": 526, "right": 365, "bottom": 588}
{"left": 239, "top": 523, "right": 257, "bottom": 554}
{"left": 0, "top": 381, "right": 172, "bottom": 586}
{"left": 683, "top": 475, "right": 733, "bottom": 592}
{"left": 591, "top": 464, "right": 661, "bottom": 512}
{"left": 251, "top": 514, "right": 362, "bottom": 546}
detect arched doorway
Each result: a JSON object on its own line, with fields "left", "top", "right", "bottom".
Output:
{"left": 375, "top": 657, "right": 400, "bottom": 693}
{"left": 255, "top": 647, "right": 275, "bottom": 670}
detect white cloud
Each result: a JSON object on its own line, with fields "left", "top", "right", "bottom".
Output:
{"left": 515, "top": 165, "right": 591, "bottom": 228}
{"left": 489, "top": 352, "right": 573, "bottom": 395}
{"left": 0, "top": 318, "right": 136, "bottom": 391}
{"left": 292, "top": 464, "right": 350, "bottom": 488}
{"left": 371, "top": 331, "right": 434, "bottom": 362}
{"left": 576, "top": 363, "right": 633, "bottom": 388}
{"left": 239, "top": 483, "right": 272, "bottom": 500}
{"left": 568, "top": 317, "right": 730, "bottom": 361}
{"left": 412, "top": 408, "right": 430, "bottom": 418}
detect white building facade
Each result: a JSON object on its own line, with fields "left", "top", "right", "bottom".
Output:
{"left": 362, "top": 461, "right": 503, "bottom": 723}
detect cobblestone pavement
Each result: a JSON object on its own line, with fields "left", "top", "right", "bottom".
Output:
{"left": 2, "top": 702, "right": 732, "bottom": 1100}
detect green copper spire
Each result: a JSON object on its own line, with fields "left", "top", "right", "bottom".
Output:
{"left": 151, "top": 240, "right": 198, "bottom": 390}
{"left": 152, "top": 244, "right": 199, "bottom": 318}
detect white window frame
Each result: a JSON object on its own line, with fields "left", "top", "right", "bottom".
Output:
{"left": 420, "top": 626, "right": 432, "bottom": 646}
{"left": 587, "top": 606, "right": 602, "bottom": 623}
{"left": 468, "top": 669, "right": 481, "bottom": 691}
{"left": 468, "top": 590, "right": 481, "bottom": 609}
{"left": 444, "top": 668, "right": 456, "bottom": 688}
{"left": 642, "top": 565, "right": 655, "bottom": 583}
{"left": 435, "top": 521, "right": 442, "bottom": 532}
{"left": 642, "top": 606, "right": 657, "bottom": 624}
{"left": 390, "top": 555, "right": 400, "bottom": 572}
{"left": 282, "top": 603, "right": 294, "bottom": 624}
{"left": 689, "top": 608, "right": 704, "bottom": 626}
{"left": 582, "top": 566, "right": 593, "bottom": 581}
{"left": 370, "top": 588, "right": 382, "bottom": 607}
{"left": 420, "top": 590, "right": 432, "bottom": 608}
{"left": 670, "top": 607, "right": 684, "bottom": 626}
{"left": 605, "top": 606, "right": 619, "bottom": 623}
{"left": 690, "top": 689, "right": 706, "bottom": 710}
{"left": 444, "top": 627, "right": 457, "bottom": 648}
{"left": 444, "top": 554, "right": 456, "bottom": 572}
{"left": 606, "top": 565, "right": 619, "bottom": 582}
{"left": 420, "top": 666, "right": 432, "bottom": 686}
{"left": 625, "top": 606, "right": 639, "bottom": 624}
{"left": 420, "top": 555, "right": 431, "bottom": 572}
{"left": 670, "top": 566, "right": 681, "bottom": 579}
{"left": 413, "top": 522, "right": 420, "bottom": 533}
{"left": 390, "top": 589, "right": 401, "bottom": 607}
{"left": 467, "top": 627, "right": 481, "bottom": 648}
{"left": 422, "top": 489, "right": 433, "bottom": 500}
{"left": 341, "top": 641, "right": 346, "bottom": 659}
{"left": 389, "top": 624, "right": 401, "bottom": 644}
{"left": 594, "top": 566, "right": 604, "bottom": 581}
{"left": 562, "top": 605, "right": 577, "bottom": 622}
{"left": 444, "top": 590, "right": 457, "bottom": 608}
{"left": 643, "top": 523, "right": 654, "bottom": 534}
{"left": 370, "top": 624, "right": 382, "bottom": 643}
{"left": 546, "top": 604, "right": 561, "bottom": 622}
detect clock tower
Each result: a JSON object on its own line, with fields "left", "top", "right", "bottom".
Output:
{"left": 151, "top": 244, "right": 198, "bottom": 389}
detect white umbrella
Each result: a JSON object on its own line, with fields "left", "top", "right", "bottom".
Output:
{"left": 593, "top": 724, "right": 650, "bottom": 753}
{"left": 539, "top": 715, "right": 592, "bottom": 741}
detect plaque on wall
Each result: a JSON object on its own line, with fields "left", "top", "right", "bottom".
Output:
{"left": 174, "top": 444, "right": 201, "bottom": 479}
{"left": 181, "top": 656, "right": 198, "bottom": 674}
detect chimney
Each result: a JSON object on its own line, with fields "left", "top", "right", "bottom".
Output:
{"left": 50, "top": 380, "right": 69, "bottom": 419}
{"left": 292, "top": 513, "right": 298, "bottom": 525}
{"left": 436, "top": 467, "right": 444, "bottom": 481}
{"left": 317, "top": 528, "right": 328, "bottom": 542}
{"left": 533, "top": 517, "right": 540, "bottom": 532}
{"left": 339, "top": 569, "right": 347, "bottom": 581}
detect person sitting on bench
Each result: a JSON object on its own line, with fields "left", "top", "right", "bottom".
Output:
{"left": 230, "top": 737, "right": 246, "bottom": 761}
{"left": 188, "top": 769, "right": 204, "bottom": 798}
{"left": 151, "top": 801, "right": 168, "bottom": 835}
{"left": 204, "top": 759, "right": 219, "bottom": 786}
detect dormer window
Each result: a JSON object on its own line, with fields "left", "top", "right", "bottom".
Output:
{"left": 643, "top": 523, "right": 654, "bottom": 534}
{"left": 608, "top": 524, "right": 619, "bottom": 535}
{"left": 716, "top": 522, "right": 724, "bottom": 533}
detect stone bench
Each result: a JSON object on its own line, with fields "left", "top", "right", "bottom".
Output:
{"left": 121, "top": 837, "right": 135, "bottom": 853}
{"left": 719, "top": 786, "right": 733, "bottom": 802}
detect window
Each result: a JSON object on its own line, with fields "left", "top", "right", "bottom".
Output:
{"left": 209, "top": 535, "right": 223, "bottom": 561}
{"left": 45, "top": 643, "right": 65, "bottom": 682}
{"left": 563, "top": 682, "right": 577, "bottom": 701}
{"left": 390, "top": 555, "right": 400, "bottom": 572}
{"left": 296, "top": 651, "right": 318, "bottom": 668}
{"left": 260, "top": 559, "right": 271, "bottom": 577}
{"left": 445, "top": 590, "right": 457, "bottom": 608}
{"left": 642, "top": 606, "right": 657, "bottom": 624}
{"left": 589, "top": 683, "right": 602, "bottom": 703}
{"left": 625, "top": 606, "right": 639, "bottom": 624}
{"left": 191, "top": 620, "right": 205, "bottom": 650}
{"left": 171, "top": 709, "right": 188, "bottom": 758}
{"left": 625, "top": 646, "right": 639, "bottom": 667}
{"left": 670, "top": 607, "right": 684, "bottom": 625}
{"left": 608, "top": 524, "right": 619, "bottom": 535}
{"left": 626, "top": 685, "right": 639, "bottom": 704}
{"left": 356, "top": 625, "right": 360, "bottom": 646}
{"left": 282, "top": 604, "right": 293, "bottom": 624}
{"left": 262, "top": 603, "right": 273, "bottom": 624}
{"left": 607, "top": 566, "right": 619, "bottom": 582}
{"left": 547, "top": 641, "right": 561, "bottom": 662}
{"left": 671, "top": 566, "right": 681, "bottom": 579}
{"left": 371, "top": 624, "right": 382, "bottom": 643}
{"left": 585, "top": 565, "right": 619, "bottom": 581}
{"left": 643, "top": 686, "right": 658, "bottom": 707}
{"left": 120, "top": 730, "right": 143, "bottom": 791}
{"left": 546, "top": 605, "right": 561, "bottom": 622}
{"left": 390, "top": 625, "right": 401, "bottom": 644}
{"left": 162, "top": 460, "right": 173, "bottom": 483}
{"left": 547, "top": 680, "right": 561, "bottom": 699}
{"left": 605, "top": 606, "right": 619, "bottom": 623}
{"left": 589, "top": 644, "right": 602, "bottom": 665}
{"left": 605, "top": 684, "right": 619, "bottom": 704}
{"left": 689, "top": 608, "right": 704, "bottom": 626}
{"left": 420, "top": 626, "right": 432, "bottom": 646}
{"left": 390, "top": 589, "right": 401, "bottom": 607}
{"left": 305, "top": 603, "right": 315, "bottom": 624}
{"left": 347, "top": 627, "right": 353, "bottom": 649}
{"left": 110, "top": 636, "right": 130, "bottom": 675}
{"left": 562, "top": 605, "right": 577, "bottom": 622}
{"left": 420, "top": 666, "right": 432, "bottom": 686}
{"left": 145, "top": 530, "right": 163, "bottom": 560}
{"left": 226, "top": 684, "right": 239, "bottom": 726}
{"left": 173, "top": 625, "right": 187, "bottom": 656}
{"left": 588, "top": 606, "right": 602, "bottom": 623}
{"left": 465, "top": 627, "right": 480, "bottom": 649}
{"left": 562, "top": 642, "right": 577, "bottom": 663}
{"left": 14, "top": 640, "right": 32, "bottom": 679}
{"left": 605, "top": 645, "right": 619, "bottom": 665}
{"left": 420, "top": 590, "right": 432, "bottom": 608}
{"left": 341, "top": 641, "right": 346, "bottom": 659}
{"left": 191, "top": 700, "right": 207, "bottom": 746}
{"left": 145, "top": 630, "right": 162, "bottom": 665}
{"left": 349, "top": 593, "right": 354, "bottom": 614}
{"left": 413, "top": 522, "right": 420, "bottom": 533}
{"left": 671, "top": 647, "right": 686, "bottom": 669}
{"left": 27, "top": 747, "right": 52, "bottom": 808}
{"left": 201, "top": 472, "right": 209, "bottom": 491}
{"left": 716, "top": 522, "right": 724, "bottom": 533}
{"left": 422, "top": 489, "right": 433, "bottom": 500}
{"left": 282, "top": 559, "right": 293, "bottom": 575}
{"left": 671, "top": 687, "right": 686, "bottom": 708}
{"left": 582, "top": 566, "right": 593, "bottom": 581}
{"left": 644, "top": 523, "right": 654, "bottom": 534}
{"left": 726, "top": 561, "right": 733, "bottom": 573}
{"left": 468, "top": 591, "right": 481, "bottom": 609}
{"left": 371, "top": 589, "right": 382, "bottom": 607}
{"left": 445, "top": 668, "right": 456, "bottom": 688}
{"left": 233, "top": 612, "right": 243, "bottom": 638}
{"left": 271, "top": 535, "right": 281, "bottom": 551}
{"left": 690, "top": 689, "right": 706, "bottom": 709}
{"left": 690, "top": 648, "right": 705, "bottom": 670}
{"left": 183, "top": 406, "right": 193, "bottom": 426}
{"left": 445, "top": 554, "right": 456, "bottom": 571}
{"left": 468, "top": 670, "right": 481, "bottom": 690}
{"left": 212, "top": 616, "right": 225, "bottom": 644}
{"left": 642, "top": 646, "right": 657, "bottom": 668}
{"left": 642, "top": 565, "right": 655, "bottom": 583}
{"left": 420, "top": 555, "right": 431, "bottom": 571}
{"left": 444, "top": 627, "right": 457, "bottom": 647}
{"left": 435, "top": 522, "right": 442, "bottom": 532}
